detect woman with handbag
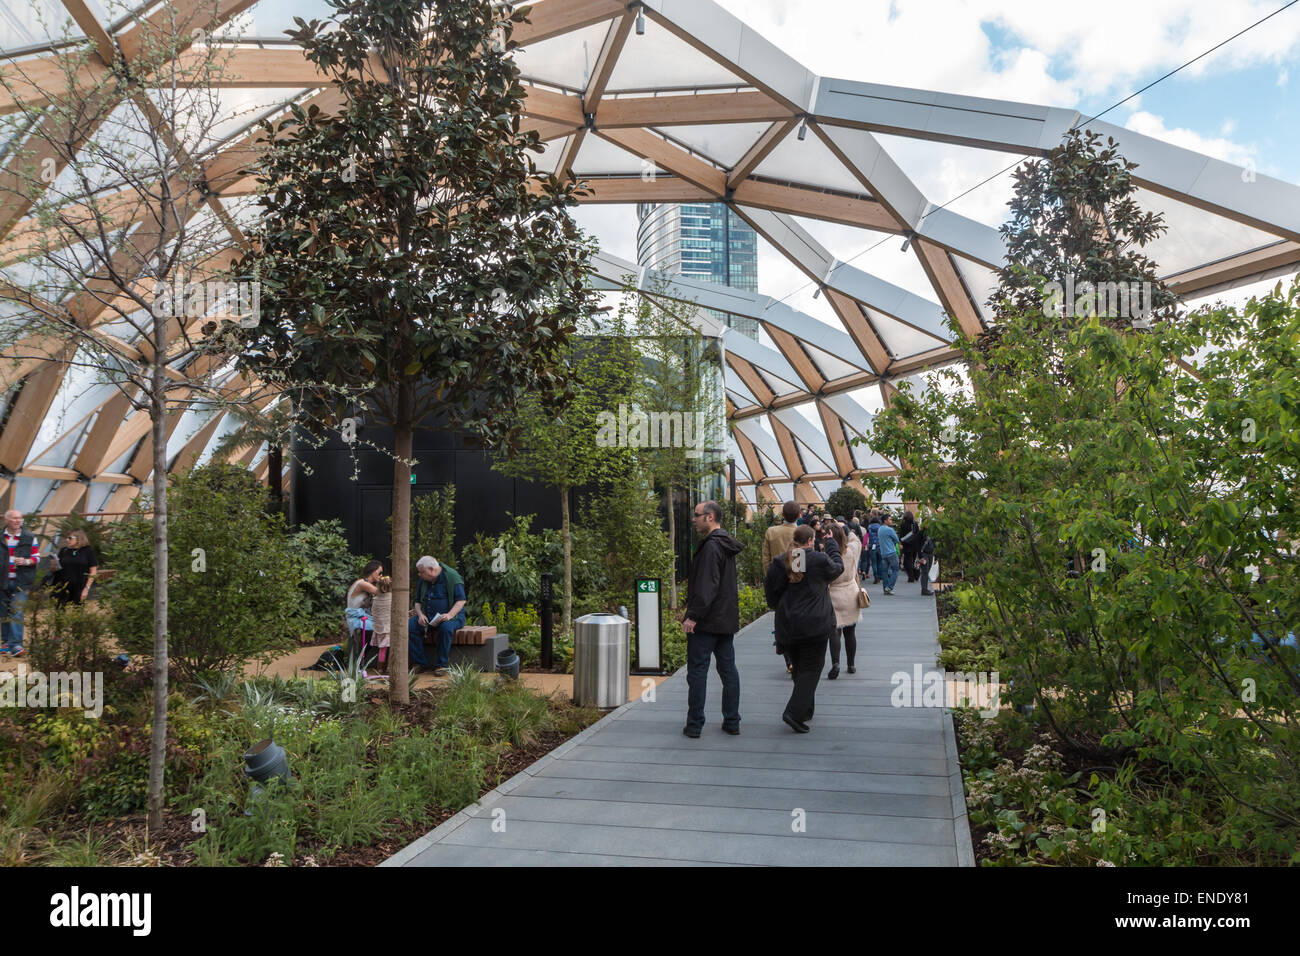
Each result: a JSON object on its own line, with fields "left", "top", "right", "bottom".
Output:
{"left": 765, "top": 525, "right": 843, "bottom": 733}
{"left": 826, "top": 521, "right": 865, "bottom": 678}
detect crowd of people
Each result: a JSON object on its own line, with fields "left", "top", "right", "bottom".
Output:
{"left": 682, "top": 499, "right": 937, "bottom": 736}
{"left": 4, "top": 498, "right": 935, "bottom": 739}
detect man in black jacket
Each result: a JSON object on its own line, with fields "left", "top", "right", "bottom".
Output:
{"left": 919, "top": 530, "right": 936, "bottom": 597}
{"left": 682, "top": 500, "right": 744, "bottom": 738}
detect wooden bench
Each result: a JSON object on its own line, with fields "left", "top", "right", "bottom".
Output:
{"left": 452, "top": 625, "right": 497, "bottom": 645}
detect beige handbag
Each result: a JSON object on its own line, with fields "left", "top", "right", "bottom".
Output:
{"left": 857, "top": 587, "right": 871, "bottom": 609}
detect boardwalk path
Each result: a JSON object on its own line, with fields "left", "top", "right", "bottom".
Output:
{"left": 385, "top": 584, "right": 973, "bottom": 867}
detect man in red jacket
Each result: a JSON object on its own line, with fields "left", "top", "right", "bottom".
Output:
{"left": 681, "top": 500, "right": 744, "bottom": 738}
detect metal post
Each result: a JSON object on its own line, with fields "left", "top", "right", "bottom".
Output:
{"left": 728, "top": 456, "right": 736, "bottom": 532}
{"left": 540, "top": 572, "right": 554, "bottom": 670}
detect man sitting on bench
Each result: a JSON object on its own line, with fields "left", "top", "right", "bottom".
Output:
{"left": 408, "top": 555, "right": 467, "bottom": 676}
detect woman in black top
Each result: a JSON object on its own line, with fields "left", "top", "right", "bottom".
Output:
{"left": 51, "top": 529, "right": 98, "bottom": 606}
{"left": 764, "top": 525, "right": 843, "bottom": 733}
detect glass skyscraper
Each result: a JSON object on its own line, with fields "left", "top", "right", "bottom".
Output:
{"left": 635, "top": 202, "right": 759, "bottom": 340}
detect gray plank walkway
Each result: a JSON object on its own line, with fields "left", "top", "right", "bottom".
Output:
{"left": 384, "top": 582, "right": 973, "bottom": 867}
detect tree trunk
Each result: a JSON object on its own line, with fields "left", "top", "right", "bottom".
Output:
{"left": 665, "top": 483, "right": 678, "bottom": 610}
{"left": 560, "top": 484, "right": 573, "bottom": 638}
{"left": 267, "top": 444, "right": 283, "bottom": 516}
{"left": 146, "top": 310, "right": 169, "bottom": 833}
{"left": 390, "top": 378, "right": 414, "bottom": 704}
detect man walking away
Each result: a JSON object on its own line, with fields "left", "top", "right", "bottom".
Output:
{"left": 877, "top": 513, "right": 902, "bottom": 594}
{"left": 682, "top": 500, "right": 744, "bottom": 737}
{"left": 866, "top": 510, "right": 883, "bottom": 584}
{"left": 762, "top": 501, "right": 800, "bottom": 574}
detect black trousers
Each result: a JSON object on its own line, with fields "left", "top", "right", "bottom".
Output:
{"left": 785, "top": 633, "right": 830, "bottom": 723}
{"left": 903, "top": 543, "right": 921, "bottom": 581}
{"left": 828, "top": 624, "right": 856, "bottom": 668}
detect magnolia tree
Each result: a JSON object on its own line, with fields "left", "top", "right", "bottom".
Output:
{"left": 865, "top": 130, "right": 1300, "bottom": 842}
{"left": 235, "top": 0, "right": 597, "bottom": 703}
{"left": 0, "top": 1, "right": 290, "bottom": 830}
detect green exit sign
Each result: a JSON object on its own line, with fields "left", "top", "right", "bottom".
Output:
{"left": 637, "top": 579, "right": 658, "bottom": 593}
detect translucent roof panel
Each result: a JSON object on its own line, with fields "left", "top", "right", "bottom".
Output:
{"left": 812, "top": 480, "right": 841, "bottom": 501}
{"left": 86, "top": 481, "right": 114, "bottom": 514}
{"left": 165, "top": 407, "right": 215, "bottom": 462}
{"left": 755, "top": 126, "right": 870, "bottom": 196}
{"left": 1134, "top": 187, "right": 1287, "bottom": 278}
{"left": 33, "top": 365, "right": 115, "bottom": 451}
{"left": 511, "top": 19, "right": 613, "bottom": 91}
{"left": 802, "top": 341, "right": 861, "bottom": 380}
{"left": 865, "top": 306, "right": 945, "bottom": 358}
{"left": 48, "top": 101, "right": 159, "bottom": 195}
{"left": 150, "top": 86, "right": 310, "bottom": 157}
{"left": 13, "top": 476, "right": 54, "bottom": 515}
{"left": 872, "top": 133, "right": 1025, "bottom": 230}
{"left": 102, "top": 442, "right": 137, "bottom": 476}
{"left": 656, "top": 123, "right": 770, "bottom": 169}
{"left": 755, "top": 367, "right": 803, "bottom": 396}
{"left": 531, "top": 134, "right": 567, "bottom": 175}
{"left": 952, "top": 254, "right": 1000, "bottom": 324}
{"left": 30, "top": 420, "right": 87, "bottom": 469}
{"left": 572, "top": 133, "right": 669, "bottom": 178}
{"left": 0, "top": 0, "right": 115, "bottom": 51}
{"left": 226, "top": 0, "right": 336, "bottom": 39}
{"left": 604, "top": 24, "right": 747, "bottom": 92}
{"left": 767, "top": 481, "right": 793, "bottom": 502}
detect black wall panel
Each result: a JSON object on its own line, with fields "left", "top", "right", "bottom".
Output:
{"left": 290, "top": 417, "right": 569, "bottom": 565}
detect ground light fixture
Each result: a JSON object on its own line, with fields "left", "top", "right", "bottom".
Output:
{"left": 243, "top": 738, "right": 292, "bottom": 814}
{"left": 497, "top": 646, "right": 520, "bottom": 680}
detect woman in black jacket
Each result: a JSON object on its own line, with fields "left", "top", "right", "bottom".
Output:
{"left": 765, "top": 525, "right": 843, "bottom": 732}
{"left": 49, "top": 529, "right": 98, "bottom": 606}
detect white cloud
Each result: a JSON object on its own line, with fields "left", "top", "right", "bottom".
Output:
{"left": 1124, "top": 110, "right": 1256, "bottom": 166}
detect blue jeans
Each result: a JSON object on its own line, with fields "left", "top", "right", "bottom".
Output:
{"left": 882, "top": 552, "right": 900, "bottom": 590}
{"left": 408, "top": 615, "right": 461, "bottom": 668}
{"left": 686, "top": 631, "right": 741, "bottom": 732}
{"left": 872, "top": 547, "right": 883, "bottom": 581}
{"left": 1, "top": 585, "right": 26, "bottom": 648}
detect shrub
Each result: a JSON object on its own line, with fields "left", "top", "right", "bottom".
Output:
{"left": 738, "top": 585, "right": 767, "bottom": 628}
{"left": 460, "top": 513, "right": 542, "bottom": 610}
{"left": 287, "top": 519, "right": 369, "bottom": 642}
{"left": 475, "top": 602, "right": 541, "bottom": 661}
{"left": 24, "top": 591, "right": 113, "bottom": 675}
{"left": 110, "top": 464, "right": 307, "bottom": 684}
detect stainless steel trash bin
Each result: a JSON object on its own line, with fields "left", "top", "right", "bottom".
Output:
{"left": 573, "top": 613, "right": 629, "bottom": 709}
